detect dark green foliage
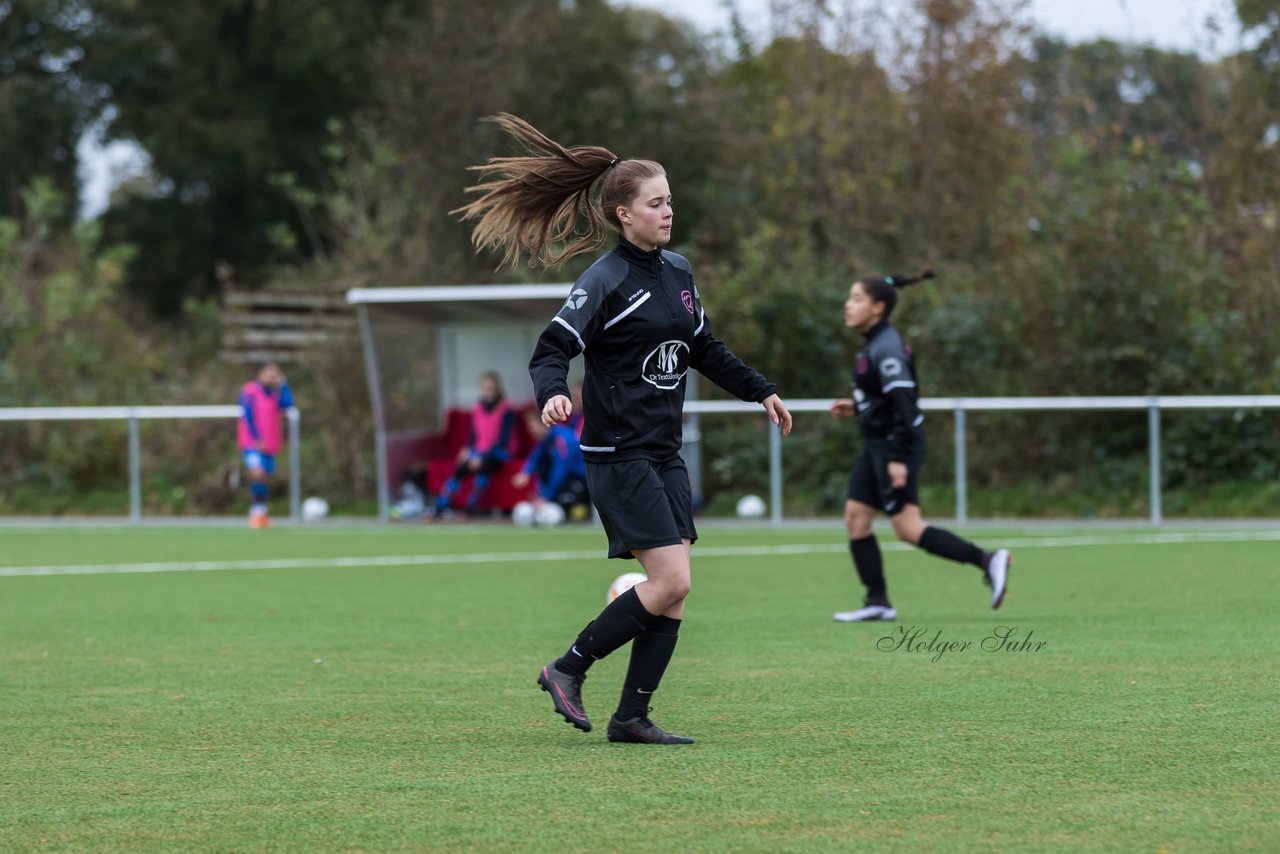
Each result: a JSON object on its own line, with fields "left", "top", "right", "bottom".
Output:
{"left": 4, "top": 0, "right": 1280, "bottom": 515}
{"left": 0, "top": 0, "right": 92, "bottom": 223}
{"left": 78, "top": 0, "right": 407, "bottom": 313}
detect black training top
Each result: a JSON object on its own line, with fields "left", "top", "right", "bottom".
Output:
{"left": 531, "top": 236, "right": 776, "bottom": 463}
{"left": 852, "top": 319, "right": 924, "bottom": 462}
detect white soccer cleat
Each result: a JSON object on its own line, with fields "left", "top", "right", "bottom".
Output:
{"left": 833, "top": 604, "right": 897, "bottom": 622}
{"left": 986, "top": 549, "right": 1011, "bottom": 609}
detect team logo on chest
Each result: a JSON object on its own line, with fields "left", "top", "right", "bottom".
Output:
{"left": 642, "top": 340, "right": 690, "bottom": 389}
{"left": 681, "top": 290, "right": 694, "bottom": 314}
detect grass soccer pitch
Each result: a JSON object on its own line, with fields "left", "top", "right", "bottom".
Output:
{"left": 1, "top": 522, "right": 1277, "bottom": 853}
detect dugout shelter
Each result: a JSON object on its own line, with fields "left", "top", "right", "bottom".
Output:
{"left": 347, "top": 284, "right": 578, "bottom": 520}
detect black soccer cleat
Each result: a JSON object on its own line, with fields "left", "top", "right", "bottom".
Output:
{"left": 537, "top": 663, "right": 591, "bottom": 732}
{"left": 607, "top": 713, "right": 694, "bottom": 745}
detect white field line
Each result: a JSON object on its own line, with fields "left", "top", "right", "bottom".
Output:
{"left": 1, "top": 529, "right": 1278, "bottom": 578}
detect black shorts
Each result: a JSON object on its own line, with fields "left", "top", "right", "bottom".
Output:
{"left": 846, "top": 436, "right": 926, "bottom": 516}
{"left": 586, "top": 457, "right": 697, "bottom": 560}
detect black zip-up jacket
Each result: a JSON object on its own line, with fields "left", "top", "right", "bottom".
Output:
{"left": 852, "top": 319, "right": 924, "bottom": 463}
{"left": 530, "top": 237, "right": 776, "bottom": 463}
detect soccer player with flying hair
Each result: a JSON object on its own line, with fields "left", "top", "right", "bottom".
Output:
{"left": 830, "top": 272, "right": 1010, "bottom": 621}
{"left": 456, "top": 114, "right": 793, "bottom": 744}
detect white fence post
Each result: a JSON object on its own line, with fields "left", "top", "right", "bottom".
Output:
{"left": 954, "top": 405, "right": 967, "bottom": 525}
{"left": 128, "top": 412, "right": 141, "bottom": 522}
{"left": 768, "top": 421, "right": 783, "bottom": 525}
{"left": 1149, "top": 400, "right": 1162, "bottom": 525}
{"left": 357, "top": 304, "right": 390, "bottom": 522}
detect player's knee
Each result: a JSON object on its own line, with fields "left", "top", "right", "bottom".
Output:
{"left": 846, "top": 518, "right": 872, "bottom": 538}
{"left": 671, "top": 576, "right": 691, "bottom": 602}
{"left": 890, "top": 518, "right": 921, "bottom": 545}
{"left": 844, "top": 508, "right": 872, "bottom": 538}
{"left": 654, "top": 574, "right": 691, "bottom": 605}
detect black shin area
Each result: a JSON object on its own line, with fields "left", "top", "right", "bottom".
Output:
{"left": 617, "top": 615, "right": 681, "bottom": 719}
{"left": 918, "top": 526, "right": 985, "bottom": 568}
{"left": 555, "top": 587, "right": 657, "bottom": 677}
{"left": 850, "top": 535, "right": 889, "bottom": 604}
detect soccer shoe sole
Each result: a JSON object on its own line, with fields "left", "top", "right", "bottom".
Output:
{"left": 606, "top": 718, "right": 694, "bottom": 745}
{"left": 833, "top": 607, "right": 898, "bottom": 622}
{"left": 989, "top": 550, "right": 1012, "bottom": 609}
{"left": 537, "top": 665, "right": 592, "bottom": 732}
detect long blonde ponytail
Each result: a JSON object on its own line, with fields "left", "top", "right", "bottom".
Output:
{"left": 454, "top": 113, "right": 664, "bottom": 269}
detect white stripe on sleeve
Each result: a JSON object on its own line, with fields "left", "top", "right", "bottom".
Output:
{"left": 552, "top": 316, "right": 586, "bottom": 351}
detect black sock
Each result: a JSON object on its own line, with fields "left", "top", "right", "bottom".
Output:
{"left": 850, "top": 535, "right": 889, "bottom": 605}
{"left": 918, "top": 526, "right": 985, "bottom": 568}
{"left": 555, "top": 586, "right": 657, "bottom": 677}
{"left": 616, "top": 615, "right": 681, "bottom": 720}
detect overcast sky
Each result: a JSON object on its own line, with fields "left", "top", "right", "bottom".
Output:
{"left": 620, "top": 0, "right": 1243, "bottom": 54}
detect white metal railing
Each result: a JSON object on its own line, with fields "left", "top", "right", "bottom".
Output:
{"left": 5, "top": 396, "right": 1275, "bottom": 524}
{"left": 683, "top": 395, "right": 1280, "bottom": 525}
{"left": 0, "top": 406, "right": 301, "bottom": 522}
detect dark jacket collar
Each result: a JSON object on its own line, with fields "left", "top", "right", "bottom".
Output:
{"left": 862, "top": 319, "right": 890, "bottom": 341}
{"left": 614, "top": 235, "right": 663, "bottom": 267}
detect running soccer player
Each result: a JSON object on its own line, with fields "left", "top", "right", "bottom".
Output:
{"left": 830, "top": 273, "right": 1010, "bottom": 621}
{"left": 237, "top": 363, "right": 294, "bottom": 528}
{"left": 456, "top": 114, "right": 792, "bottom": 744}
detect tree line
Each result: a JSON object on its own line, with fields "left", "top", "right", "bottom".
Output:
{"left": 2, "top": 0, "right": 1278, "bottom": 515}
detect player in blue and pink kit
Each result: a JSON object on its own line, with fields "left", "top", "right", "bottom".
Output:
{"left": 435, "top": 371, "right": 518, "bottom": 515}
{"left": 237, "top": 363, "right": 294, "bottom": 528}
{"left": 513, "top": 407, "right": 588, "bottom": 514}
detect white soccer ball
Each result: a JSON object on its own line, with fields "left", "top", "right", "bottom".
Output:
{"left": 735, "top": 494, "right": 767, "bottom": 518}
{"left": 534, "top": 501, "right": 566, "bottom": 527}
{"left": 301, "top": 496, "right": 329, "bottom": 522}
{"left": 607, "top": 571, "right": 648, "bottom": 603}
{"left": 512, "top": 501, "right": 536, "bottom": 527}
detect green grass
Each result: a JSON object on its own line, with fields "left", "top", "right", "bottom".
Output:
{"left": 1, "top": 523, "right": 1277, "bottom": 852}
{"left": 6, "top": 475, "right": 1280, "bottom": 519}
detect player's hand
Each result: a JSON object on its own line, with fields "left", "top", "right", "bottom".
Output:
{"left": 888, "top": 461, "right": 908, "bottom": 489}
{"left": 829, "top": 399, "right": 855, "bottom": 419}
{"left": 762, "top": 394, "right": 792, "bottom": 437}
{"left": 542, "top": 394, "right": 572, "bottom": 427}
{"left": 512, "top": 472, "right": 530, "bottom": 488}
